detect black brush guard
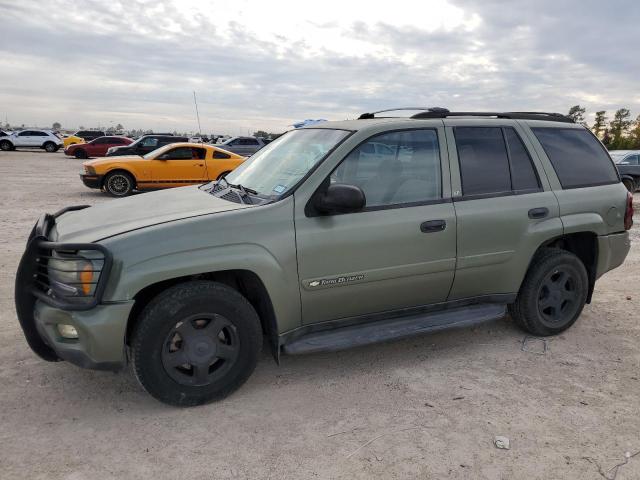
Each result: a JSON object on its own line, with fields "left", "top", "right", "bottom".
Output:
{"left": 14, "top": 205, "right": 113, "bottom": 362}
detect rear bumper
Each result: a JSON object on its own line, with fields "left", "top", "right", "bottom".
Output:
{"left": 80, "top": 173, "right": 102, "bottom": 189}
{"left": 596, "top": 231, "right": 631, "bottom": 279}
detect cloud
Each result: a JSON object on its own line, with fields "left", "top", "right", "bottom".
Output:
{"left": 0, "top": 0, "right": 638, "bottom": 133}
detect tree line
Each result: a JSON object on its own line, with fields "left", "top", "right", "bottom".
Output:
{"left": 567, "top": 105, "right": 640, "bottom": 150}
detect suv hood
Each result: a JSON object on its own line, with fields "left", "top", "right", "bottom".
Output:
{"left": 53, "top": 186, "right": 251, "bottom": 243}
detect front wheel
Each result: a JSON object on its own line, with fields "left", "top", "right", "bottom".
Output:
{"left": 509, "top": 248, "right": 588, "bottom": 336}
{"left": 74, "top": 149, "right": 88, "bottom": 159}
{"left": 131, "top": 281, "right": 262, "bottom": 406}
{"left": 104, "top": 170, "right": 134, "bottom": 196}
{"left": 0, "top": 140, "right": 14, "bottom": 151}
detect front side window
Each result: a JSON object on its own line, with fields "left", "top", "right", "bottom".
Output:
{"left": 224, "top": 128, "right": 350, "bottom": 197}
{"left": 18, "top": 131, "right": 33, "bottom": 136}
{"left": 331, "top": 129, "right": 442, "bottom": 207}
{"left": 531, "top": 128, "right": 619, "bottom": 188}
{"left": 454, "top": 127, "right": 541, "bottom": 197}
{"left": 157, "top": 147, "right": 205, "bottom": 160}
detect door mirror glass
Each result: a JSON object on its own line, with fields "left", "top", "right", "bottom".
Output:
{"left": 315, "top": 184, "right": 365, "bottom": 214}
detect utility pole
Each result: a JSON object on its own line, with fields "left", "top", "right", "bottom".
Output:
{"left": 193, "top": 91, "right": 202, "bottom": 137}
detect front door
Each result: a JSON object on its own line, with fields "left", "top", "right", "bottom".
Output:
{"left": 151, "top": 146, "right": 207, "bottom": 187}
{"left": 16, "top": 131, "right": 38, "bottom": 146}
{"left": 294, "top": 128, "right": 457, "bottom": 324}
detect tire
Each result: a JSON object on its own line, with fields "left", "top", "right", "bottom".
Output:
{"left": 217, "top": 171, "right": 231, "bottom": 180}
{"left": 43, "top": 142, "right": 58, "bottom": 152}
{"left": 103, "top": 170, "right": 135, "bottom": 197}
{"left": 131, "top": 281, "right": 262, "bottom": 406}
{"left": 0, "top": 140, "right": 13, "bottom": 151}
{"left": 74, "top": 149, "right": 88, "bottom": 159}
{"left": 622, "top": 178, "right": 636, "bottom": 193}
{"left": 509, "top": 248, "right": 588, "bottom": 336}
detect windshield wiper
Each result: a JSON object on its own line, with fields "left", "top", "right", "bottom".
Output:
{"left": 227, "top": 182, "right": 258, "bottom": 196}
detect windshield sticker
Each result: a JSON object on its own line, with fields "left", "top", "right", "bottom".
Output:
{"left": 273, "top": 184, "right": 287, "bottom": 194}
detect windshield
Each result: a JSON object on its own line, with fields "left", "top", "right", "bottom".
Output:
{"left": 609, "top": 152, "right": 627, "bottom": 163}
{"left": 223, "top": 128, "right": 350, "bottom": 197}
{"left": 143, "top": 143, "right": 174, "bottom": 159}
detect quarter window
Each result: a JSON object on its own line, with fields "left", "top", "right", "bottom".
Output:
{"left": 504, "top": 128, "right": 540, "bottom": 192}
{"left": 454, "top": 127, "right": 541, "bottom": 197}
{"left": 332, "top": 129, "right": 442, "bottom": 208}
{"left": 213, "top": 150, "right": 231, "bottom": 159}
{"left": 531, "top": 128, "right": 619, "bottom": 188}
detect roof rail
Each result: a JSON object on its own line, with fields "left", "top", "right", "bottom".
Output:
{"left": 409, "top": 110, "right": 574, "bottom": 123}
{"left": 358, "top": 107, "right": 449, "bottom": 120}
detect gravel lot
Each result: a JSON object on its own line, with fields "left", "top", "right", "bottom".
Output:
{"left": 1, "top": 150, "right": 639, "bottom": 479}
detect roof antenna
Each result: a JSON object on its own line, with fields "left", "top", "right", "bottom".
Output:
{"left": 193, "top": 91, "right": 202, "bottom": 137}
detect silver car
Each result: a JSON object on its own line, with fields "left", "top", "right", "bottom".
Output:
{"left": 216, "top": 136, "right": 266, "bottom": 156}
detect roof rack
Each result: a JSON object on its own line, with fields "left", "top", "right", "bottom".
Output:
{"left": 358, "top": 107, "right": 449, "bottom": 119}
{"left": 358, "top": 107, "right": 574, "bottom": 123}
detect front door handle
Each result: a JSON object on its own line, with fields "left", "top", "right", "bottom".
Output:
{"left": 420, "top": 220, "right": 446, "bottom": 233}
{"left": 528, "top": 207, "right": 549, "bottom": 219}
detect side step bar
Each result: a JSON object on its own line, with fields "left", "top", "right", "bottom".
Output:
{"left": 282, "top": 304, "right": 507, "bottom": 355}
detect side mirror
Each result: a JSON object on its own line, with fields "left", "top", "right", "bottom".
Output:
{"left": 315, "top": 184, "right": 365, "bottom": 215}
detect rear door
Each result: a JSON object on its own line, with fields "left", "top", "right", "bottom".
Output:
{"left": 295, "top": 127, "right": 457, "bottom": 324}
{"left": 446, "top": 121, "right": 562, "bottom": 300}
{"left": 151, "top": 146, "right": 208, "bottom": 186}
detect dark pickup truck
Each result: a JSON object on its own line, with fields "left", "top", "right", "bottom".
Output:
{"left": 610, "top": 150, "right": 640, "bottom": 192}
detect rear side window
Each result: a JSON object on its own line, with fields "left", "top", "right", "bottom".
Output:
{"left": 531, "top": 128, "right": 619, "bottom": 188}
{"left": 454, "top": 127, "right": 541, "bottom": 197}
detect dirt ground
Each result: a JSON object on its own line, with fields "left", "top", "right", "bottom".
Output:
{"left": 0, "top": 149, "right": 638, "bottom": 480}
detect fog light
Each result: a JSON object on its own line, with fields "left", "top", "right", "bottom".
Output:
{"left": 57, "top": 324, "right": 78, "bottom": 339}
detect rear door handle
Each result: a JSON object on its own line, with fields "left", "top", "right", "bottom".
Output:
{"left": 420, "top": 220, "right": 446, "bottom": 233}
{"left": 528, "top": 207, "right": 549, "bottom": 219}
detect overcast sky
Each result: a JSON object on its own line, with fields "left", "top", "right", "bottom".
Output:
{"left": 1, "top": 0, "right": 638, "bottom": 135}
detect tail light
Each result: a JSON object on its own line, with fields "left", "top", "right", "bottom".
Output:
{"left": 624, "top": 191, "right": 634, "bottom": 230}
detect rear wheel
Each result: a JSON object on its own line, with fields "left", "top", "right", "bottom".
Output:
{"left": 43, "top": 142, "right": 58, "bottom": 152}
{"left": 74, "top": 149, "right": 88, "bottom": 159}
{"left": 104, "top": 170, "right": 134, "bottom": 197}
{"left": 622, "top": 178, "right": 636, "bottom": 193}
{"left": 1, "top": 140, "right": 14, "bottom": 151}
{"left": 509, "top": 248, "right": 588, "bottom": 336}
{"left": 131, "top": 281, "right": 262, "bottom": 406}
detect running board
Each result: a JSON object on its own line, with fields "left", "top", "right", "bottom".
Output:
{"left": 282, "top": 303, "right": 507, "bottom": 355}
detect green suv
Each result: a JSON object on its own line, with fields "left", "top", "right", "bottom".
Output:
{"left": 15, "top": 109, "right": 633, "bottom": 406}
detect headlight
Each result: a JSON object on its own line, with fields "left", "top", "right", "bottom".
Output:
{"left": 84, "top": 165, "right": 96, "bottom": 174}
{"left": 47, "top": 251, "right": 103, "bottom": 299}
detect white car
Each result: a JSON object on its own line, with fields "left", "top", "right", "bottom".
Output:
{"left": 0, "top": 129, "right": 63, "bottom": 152}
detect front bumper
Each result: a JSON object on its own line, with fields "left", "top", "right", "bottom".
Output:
{"left": 80, "top": 173, "right": 102, "bottom": 189}
{"left": 33, "top": 300, "right": 133, "bottom": 370}
{"left": 15, "top": 207, "right": 129, "bottom": 370}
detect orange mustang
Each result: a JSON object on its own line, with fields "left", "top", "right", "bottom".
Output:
{"left": 80, "top": 143, "right": 245, "bottom": 196}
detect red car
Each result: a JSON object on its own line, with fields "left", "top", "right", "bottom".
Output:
{"left": 64, "top": 136, "right": 133, "bottom": 159}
